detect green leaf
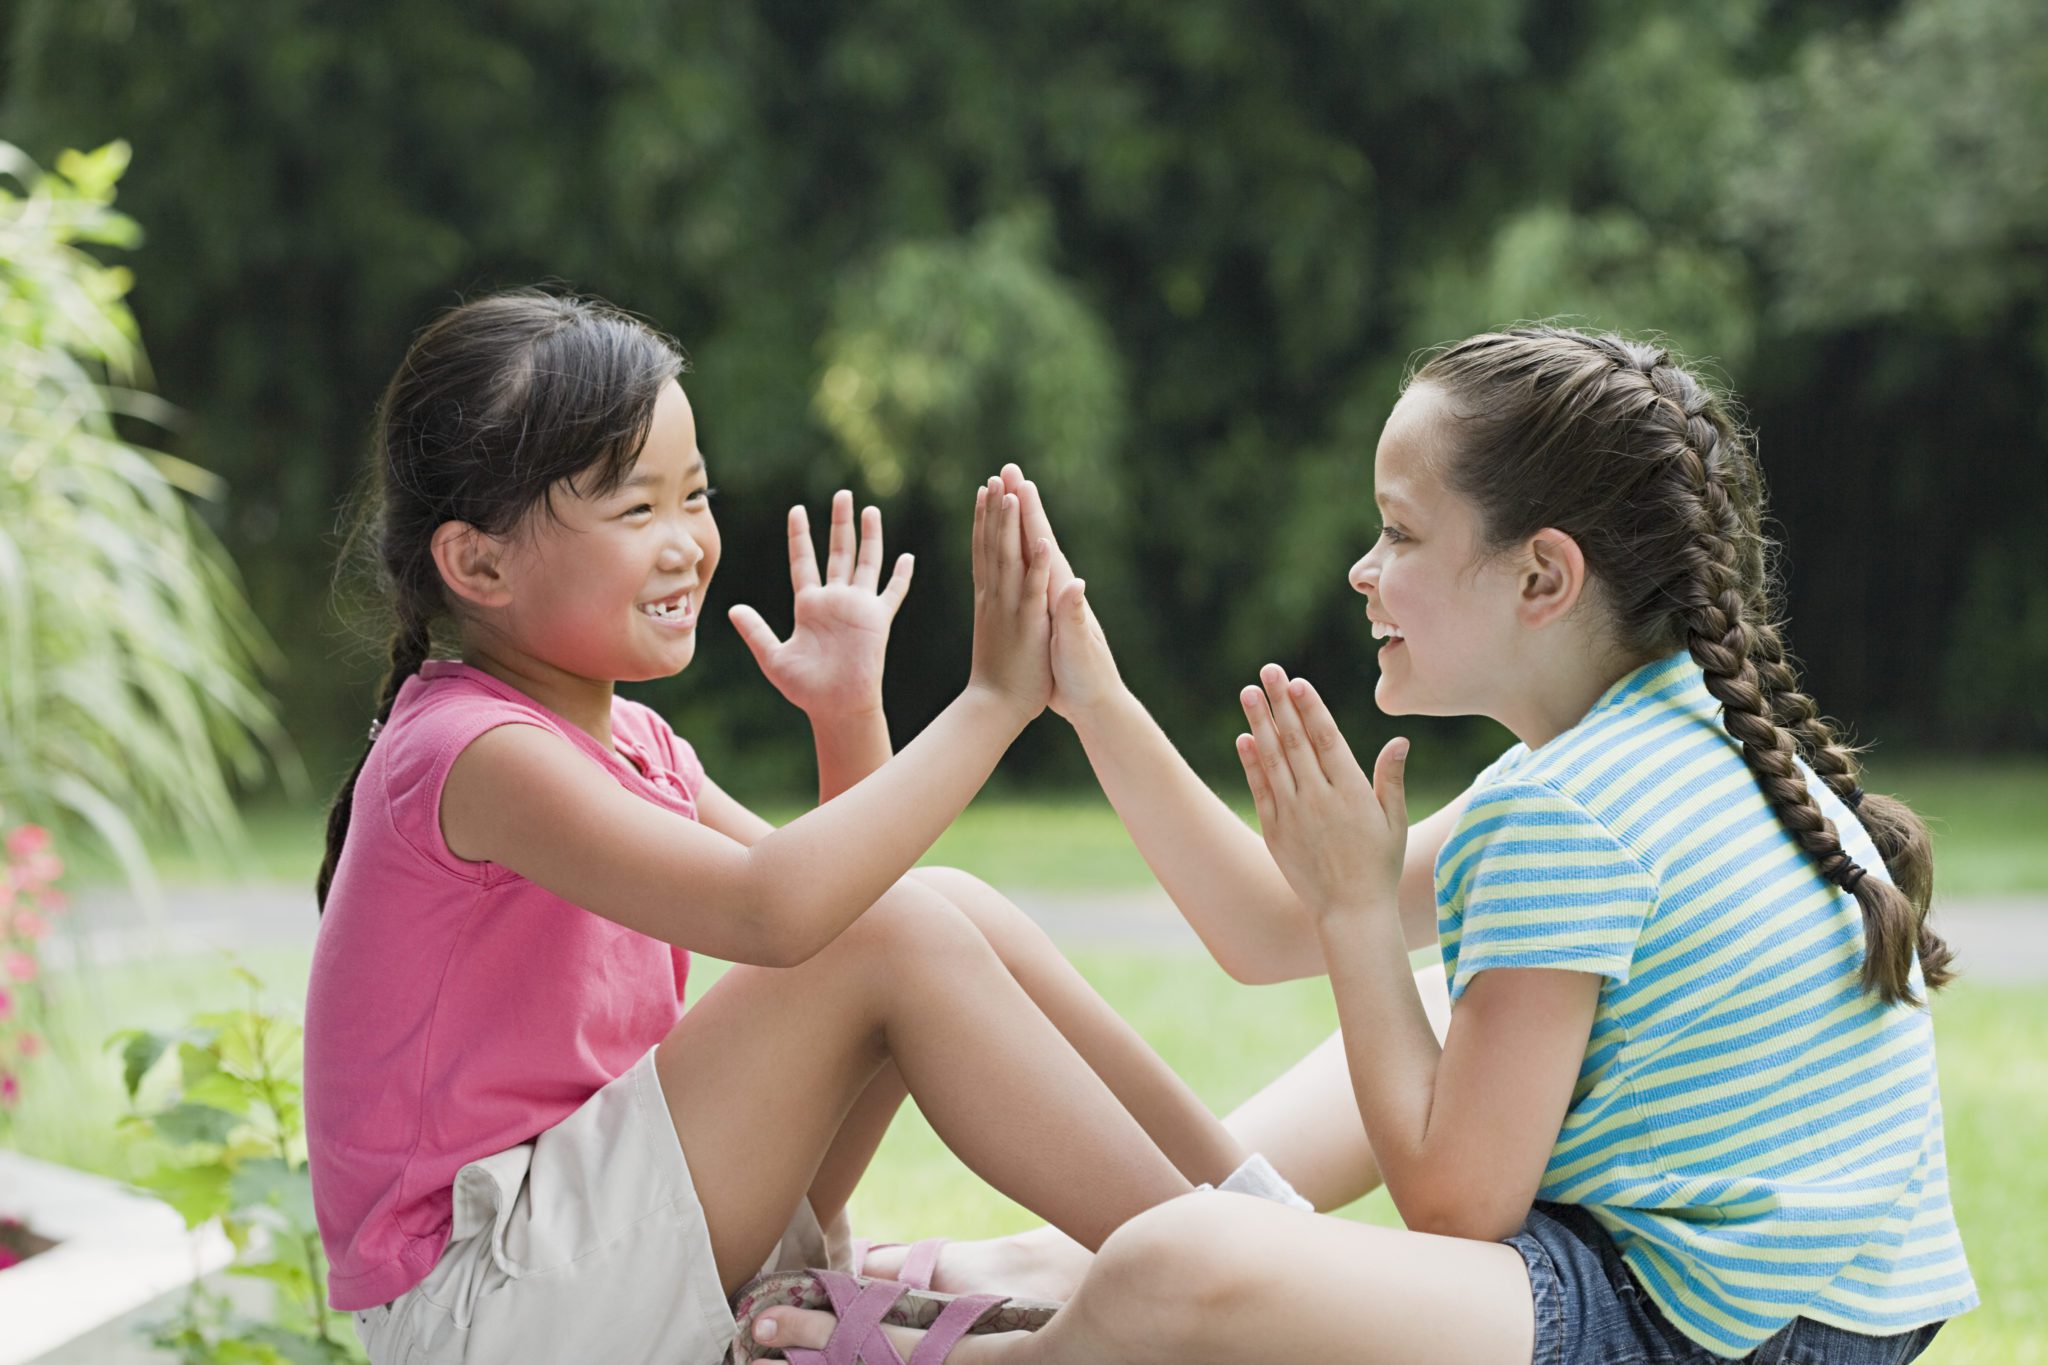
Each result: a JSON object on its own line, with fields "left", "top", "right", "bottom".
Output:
{"left": 154, "top": 1101, "right": 243, "bottom": 1145}
{"left": 184, "top": 1068, "right": 257, "bottom": 1117}
{"left": 134, "top": 1161, "right": 232, "bottom": 1227}
{"left": 231, "top": 1158, "right": 319, "bottom": 1228}
{"left": 109, "top": 1028, "right": 170, "bottom": 1099}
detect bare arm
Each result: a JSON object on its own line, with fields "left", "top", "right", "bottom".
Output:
{"left": 1239, "top": 667, "right": 1596, "bottom": 1240}
{"left": 1005, "top": 464, "right": 1462, "bottom": 981}
{"left": 443, "top": 481, "right": 1051, "bottom": 967}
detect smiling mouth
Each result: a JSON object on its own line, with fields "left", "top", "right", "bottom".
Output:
{"left": 1371, "top": 621, "right": 1405, "bottom": 644}
{"left": 638, "top": 590, "right": 696, "bottom": 625}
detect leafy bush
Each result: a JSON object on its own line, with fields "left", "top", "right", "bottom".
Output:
{"left": 0, "top": 139, "right": 292, "bottom": 895}
{"left": 112, "top": 968, "right": 364, "bottom": 1364}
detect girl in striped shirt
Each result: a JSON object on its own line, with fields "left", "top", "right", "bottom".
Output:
{"left": 746, "top": 328, "right": 1975, "bottom": 1364}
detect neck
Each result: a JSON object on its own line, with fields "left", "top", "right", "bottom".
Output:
{"left": 460, "top": 633, "right": 617, "bottom": 749}
{"left": 1492, "top": 634, "right": 1655, "bottom": 753}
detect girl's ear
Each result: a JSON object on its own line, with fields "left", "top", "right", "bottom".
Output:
{"left": 430, "top": 520, "right": 513, "bottom": 609}
{"left": 1515, "top": 527, "right": 1589, "bottom": 630}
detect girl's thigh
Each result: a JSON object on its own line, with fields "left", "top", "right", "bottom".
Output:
{"left": 1074, "top": 1192, "right": 1535, "bottom": 1365}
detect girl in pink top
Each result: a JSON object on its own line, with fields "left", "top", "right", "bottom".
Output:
{"left": 305, "top": 289, "right": 1275, "bottom": 1365}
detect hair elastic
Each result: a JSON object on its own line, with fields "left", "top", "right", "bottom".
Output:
{"left": 1846, "top": 786, "right": 1866, "bottom": 811}
{"left": 1831, "top": 858, "right": 1868, "bottom": 894}
{"left": 367, "top": 718, "right": 385, "bottom": 743}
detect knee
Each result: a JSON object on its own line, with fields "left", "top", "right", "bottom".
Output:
{"left": 833, "top": 878, "right": 993, "bottom": 970}
{"left": 906, "top": 866, "right": 1055, "bottom": 963}
{"left": 1086, "top": 1195, "right": 1260, "bottom": 1337}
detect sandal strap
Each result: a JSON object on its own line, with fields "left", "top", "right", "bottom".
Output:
{"left": 898, "top": 1238, "right": 946, "bottom": 1291}
{"left": 784, "top": 1271, "right": 909, "bottom": 1365}
{"left": 906, "top": 1293, "right": 1008, "bottom": 1365}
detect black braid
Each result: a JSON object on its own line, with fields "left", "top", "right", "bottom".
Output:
{"left": 315, "top": 615, "right": 433, "bottom": 912}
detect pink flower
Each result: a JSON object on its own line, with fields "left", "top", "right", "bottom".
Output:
{"left": 33, "top": 887, "right": 66, "bottom": 915}
{"left": 8, "top": 911, "right": 44, "bottom": 942}
{"left": 4, "top": 826, "right": 50, "bottom": 861}
{"left": 2, "top": 952, "right": 34, "bottom": 983}
{"left": 0, "top": 1073, "right": 17, "bottom": 1107}
{"left": 16, "top": 1033, "right": 41, "bottom": 1058}
{"left": 0, "top": 987, "right": 11, "bottom": 1020}
{"left": 12, "top": 853, "right": 59, "bottom": 889}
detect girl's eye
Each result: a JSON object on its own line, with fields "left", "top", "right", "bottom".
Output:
{"left": 1375, "top": 524, "right": 1406, "bottom": 544}
{"left": 688, "top": 486, "right": 719, "bottom": 505}
{"left": 625, "top": 504, "right": 654, "bottom": 517}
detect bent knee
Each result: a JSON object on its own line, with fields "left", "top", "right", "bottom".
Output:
{"left": 906, "top": 866, "right": 1054, "bottom": 958}
{"left": 831, "top": 878, "right": 992, "bottom": 967}
{"left": 1091, "top": 1195, "right": 1264, "bottom": 1325}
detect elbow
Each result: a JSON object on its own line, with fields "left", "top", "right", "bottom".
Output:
{"left": 1398, "top": 1190, "right": 1531, "bottom": 1244}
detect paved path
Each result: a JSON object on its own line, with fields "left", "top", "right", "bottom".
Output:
{"left": 53, "top": 881, "right": 2048, "bottom": 982}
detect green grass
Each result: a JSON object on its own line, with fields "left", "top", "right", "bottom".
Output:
{"left": 60, "top": 758, "right": 2048, "bottom": 900}
{"left": 5, "top": 948, "right": 2038, "bottom": 1361}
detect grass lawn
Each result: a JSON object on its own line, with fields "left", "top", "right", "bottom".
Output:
{"left": 5, "top": 947, "right": 2040, "bottom": 1362}
{"left": 58, "top": 756, "right": 2048, "bottom": 902}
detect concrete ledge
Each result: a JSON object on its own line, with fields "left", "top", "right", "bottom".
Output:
{"left": 0, "top": 1150, "right": 233, "bottom": 1365}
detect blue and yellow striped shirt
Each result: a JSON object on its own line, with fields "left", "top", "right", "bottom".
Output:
{"left": 1436, "top": 652, "right": 1976, "bottom": 1357}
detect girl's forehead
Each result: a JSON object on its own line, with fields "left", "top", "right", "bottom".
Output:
{"left": 1375, "top": 385, "right": 1454, "bottom": 508}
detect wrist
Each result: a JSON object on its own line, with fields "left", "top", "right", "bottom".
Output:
{"left": 1065, "top": 683, "right": 1142, "bottom": 743}
{"left": 960, "top": 679, "right": 1040, "bottom": 736}
{"left": 805, "top": 698, "right": 888, "bottom": 729}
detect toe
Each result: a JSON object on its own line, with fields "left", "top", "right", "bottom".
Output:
{"left": 753, "top": 1305, "right": 839, "bottom": 1353}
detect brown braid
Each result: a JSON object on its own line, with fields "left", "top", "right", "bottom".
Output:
{"left": 1412, "top": 325, "right": 1952, "bottom": 1006}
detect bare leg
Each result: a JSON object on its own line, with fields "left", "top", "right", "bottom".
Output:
{"left": 910, "top": 867, "right": 1246, "bottom": 1185}
{"left": 1224, "top": 959, "right": 1451, "bottom": 1210}
{"left": 657, "top": 878, "right": 1192, "bottom": 1295}
{"left": 751, "top": 1192, "right": 1536, "bottom": 1364}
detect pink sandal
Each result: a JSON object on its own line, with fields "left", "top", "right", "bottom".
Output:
{"left": 849, "top": 1237, "right": 948, "bottom": 1291}
{"left": 729, "top": 1268, "right": 1057, "bottom": 1364}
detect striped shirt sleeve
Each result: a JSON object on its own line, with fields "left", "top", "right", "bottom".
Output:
{"left": 1436, "top": 781, "right": 1657, "bottom": 1001}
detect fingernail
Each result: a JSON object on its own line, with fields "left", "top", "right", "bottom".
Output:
{"left": 755, "top": 1318, "right": 777, "bottom": 1343}
{"left": 1289, "top": 679, "right": 1308, "bottom": 696}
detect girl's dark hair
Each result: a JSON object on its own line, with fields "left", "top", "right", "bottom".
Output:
{"left": 316, "top": 289, "right": 686, "bottom": 911}
{"left": 1411, "top": 325, "right": 1952, "bottom": 1006}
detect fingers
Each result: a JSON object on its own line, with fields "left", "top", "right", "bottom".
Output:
{"left": 1239, "top": 682, "right": 1296, "bottom": 797}
{"left": 880, "top": 552, "right": 914, "bottom": 615}
{"left": 972, "top": 480, "right": 993, "bottom": 594}
{"left": 997, "top": 487, "right": 1024, "bottom": 603}
{"left": 1006, "top": 464, "right": 1073, "bottom": 592}
{"left": 726, "top": 603, "right": 783, "bottom": 671}
{"left": 1024, "top": 535, "right": 1053, "bottom": 607}
{"left": 1236, "top": 732, "right": 1276, "bottom": 830}
{"left": 1374, "top": 736, "right": 1412, "bottom": 835}
{"left": 852, "top": 503, "right": 884, "bottom": 590}
{"left": 825, "top": 489, "right": 855, "bottom": 584}
{"left": 1259, "top": 662, "right": 1322, "bottom": 781}
{"left": 787, "top": 504, "right": 821, "bottom": 592}
{"left": 1285, "top": 676, "right": 1366, "bottom": 784}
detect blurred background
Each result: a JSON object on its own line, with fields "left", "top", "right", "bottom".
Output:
{"left": 8, "top": 0, "right": 2048, "bottom": 803}
{"left": 2, "top": 1, "right": 2045, "bottom": 1361}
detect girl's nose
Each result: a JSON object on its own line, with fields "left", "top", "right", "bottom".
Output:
{"left": 659, "top": 533, "right": 704, "bottom": 573}
{"left": 1349, "top": 551, "right": 1377, "bottom": 595}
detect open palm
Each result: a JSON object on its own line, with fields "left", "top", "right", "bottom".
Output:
{"left": 729, "top": 490, "right": 913, "bottom": 718}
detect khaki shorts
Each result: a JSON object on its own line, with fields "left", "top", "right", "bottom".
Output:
{"left": 350, "top": 1046, "right": 853, "bottom": 1365}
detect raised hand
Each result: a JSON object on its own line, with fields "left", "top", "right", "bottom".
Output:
{"left": 996, "top": 464, "right": 1124, "bottom": 723}
{"left": 1236, "top": 663, "right": 1408, "bottom": 922}
{"left": 967, "top": 475, "right": 1054, "bottom": 721}
{"left": 729, "top": 490, "right": 913, "bottom": 719}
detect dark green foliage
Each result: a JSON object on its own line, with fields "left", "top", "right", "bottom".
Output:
{"left": 4, "top": 0, "right": 2042, "bottom": 806}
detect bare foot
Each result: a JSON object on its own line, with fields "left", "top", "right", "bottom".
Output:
{"left": 750, "top": 1304, "right": 1031, "bottom": 1362}
{"left": 861, "top": 1227, "right": 1092, "bottom": 1302}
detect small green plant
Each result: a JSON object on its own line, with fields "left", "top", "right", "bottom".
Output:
{"left": 111, "top": 966, "right": 365, "bottom": 1364}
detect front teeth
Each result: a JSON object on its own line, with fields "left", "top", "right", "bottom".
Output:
{"left": 1372, "top": 622, "right": 1404, "bottom": 641}
{"left": 640, "top": 599, "right": 689, "bottom": 621}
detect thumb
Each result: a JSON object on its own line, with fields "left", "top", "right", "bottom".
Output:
{"left": 726, "top": 604, "right": 783, "bottom": 673}
{"left": 1374, "top": 737, "right": 1410, "bottom": 833}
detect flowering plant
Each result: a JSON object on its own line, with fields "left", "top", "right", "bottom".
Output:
{"left": 0, "top": 811, "right": 65, "bottom": 1130}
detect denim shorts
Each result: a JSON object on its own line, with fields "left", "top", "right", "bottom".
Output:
{"left": 1505, "top": 1202, "right": 1945, "bottom": 1365}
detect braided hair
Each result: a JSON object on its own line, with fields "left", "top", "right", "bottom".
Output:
{"left": 1411, "top": 326, "right": 1951, "bottom": 1006}
{"left": 316, "top": 289, "right": 686, "bottom": 911}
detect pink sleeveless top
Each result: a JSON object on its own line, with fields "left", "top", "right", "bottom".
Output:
{"left": 306, "top": 661, "right": 699, "bottom": 1310}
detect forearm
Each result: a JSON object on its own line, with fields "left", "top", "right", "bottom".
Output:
{"left": 1073, "top": 690, "right": 1324, "bottom": 982}
{"left": 746, "top": 686, "right": 1025, "bottom": 960}
{"left": 809, "top": 704, "right": 893, "bottom": 803}
{"left": 1317, "top": 910, "right": 1456, "bottom": 1224}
